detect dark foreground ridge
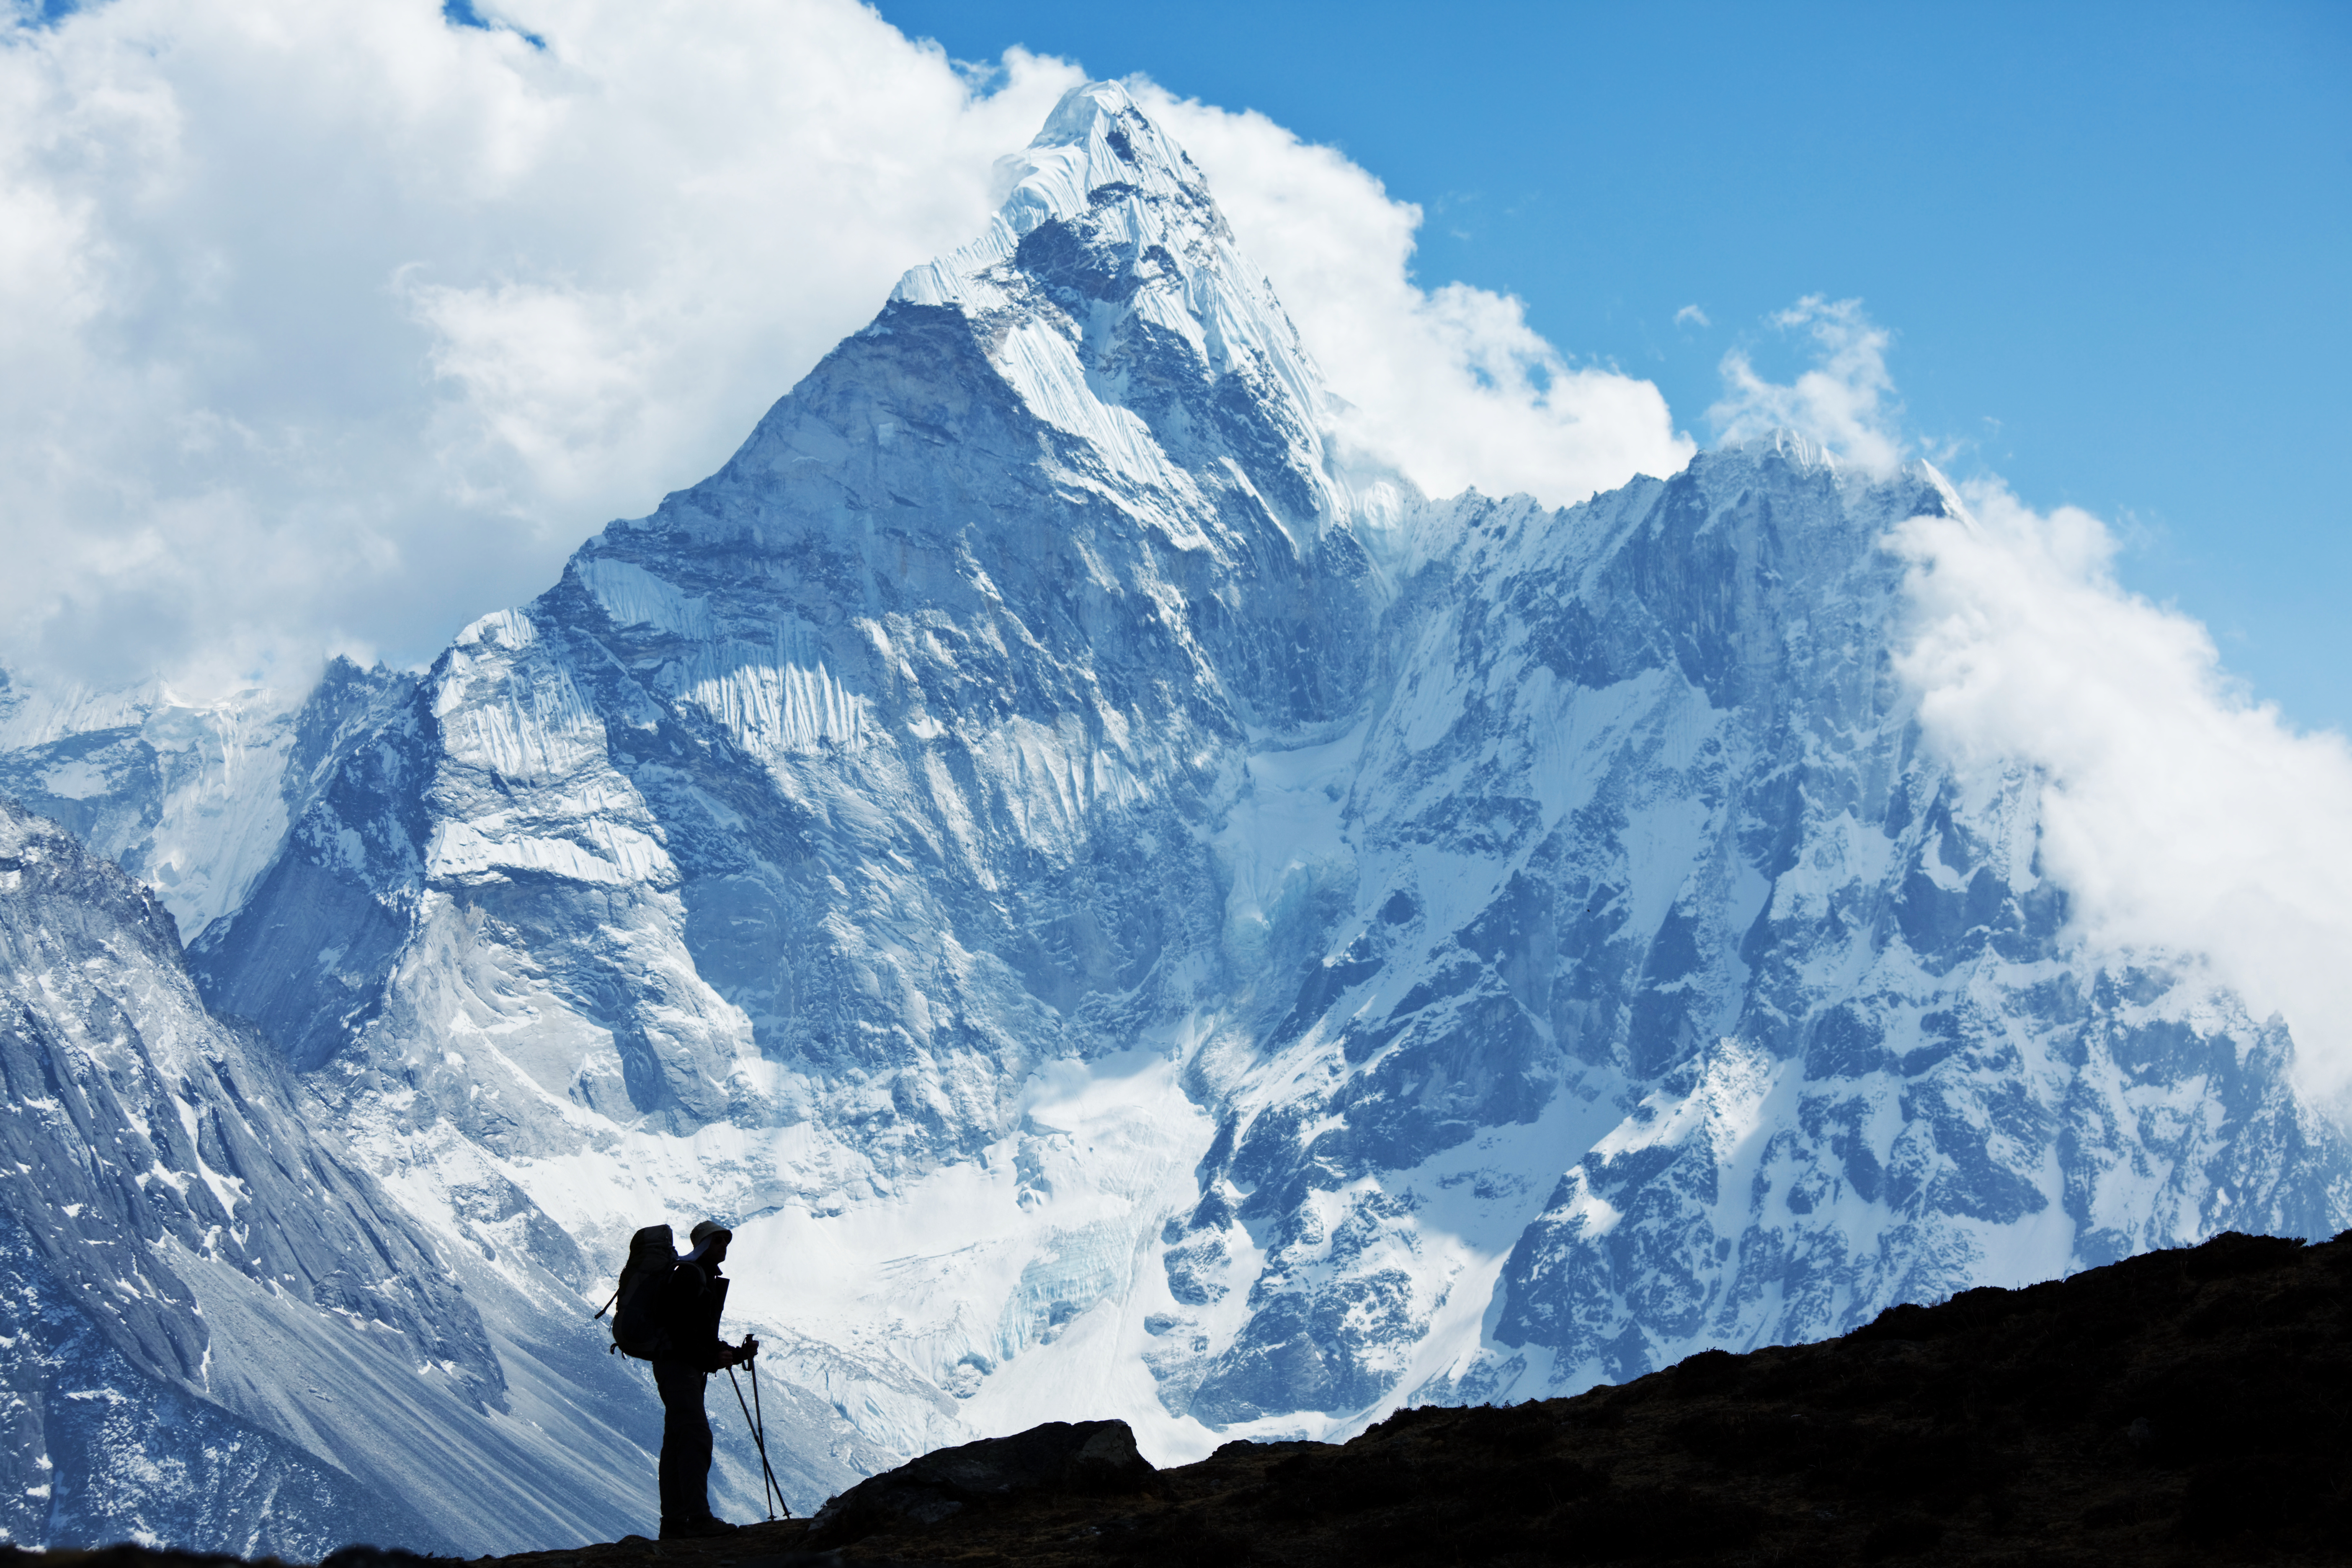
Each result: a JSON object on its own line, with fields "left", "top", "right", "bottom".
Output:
{"left": 21, "top": 1230, "right": 2351, "bottom": 1566}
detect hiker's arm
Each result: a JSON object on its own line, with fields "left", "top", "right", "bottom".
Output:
{"left": 694, "top": 1303, "right": 733, "bottom": 1371}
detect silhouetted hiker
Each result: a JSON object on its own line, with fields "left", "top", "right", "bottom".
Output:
{"left": 652, "top": 1218, "right": 759, "bottom": 1539}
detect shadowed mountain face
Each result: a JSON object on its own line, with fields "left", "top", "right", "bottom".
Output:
{"left": 2, "top": 79, "right": 2347, "bottom": 1545}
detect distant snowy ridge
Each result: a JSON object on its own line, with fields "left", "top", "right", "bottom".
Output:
{"left": 3, "top": 79, "right": 2345, "bottom": 1548}
{"left": 0, "top": 671, "right": 304, "bottom": 942}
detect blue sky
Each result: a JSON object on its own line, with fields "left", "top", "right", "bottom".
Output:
{"left": 883, "top": 0, "right": 2352, "bottom": 734}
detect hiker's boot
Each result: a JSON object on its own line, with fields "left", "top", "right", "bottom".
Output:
{"left": 669, "top": 1516, "right": 739, "bottom": 1539}
{"left": 659, "top": 1516, "right": 738, "bottom": 1540}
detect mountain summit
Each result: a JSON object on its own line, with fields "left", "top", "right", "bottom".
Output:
{"left": 0, "top": 82, "right": 2343, "bottom": 1551}
{"left": 889, "top": 81, "right": 1368, "bottom": 544}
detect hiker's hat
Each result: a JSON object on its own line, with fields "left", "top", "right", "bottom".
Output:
{"left": 689, "top": 1218, "right": 733, "bottom": 1246}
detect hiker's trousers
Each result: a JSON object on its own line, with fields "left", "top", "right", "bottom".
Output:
{"left": 652, "top": 1360, "right": 713, "bottom": 1526}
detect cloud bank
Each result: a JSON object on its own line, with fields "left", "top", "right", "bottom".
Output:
{"left": 1144, "top": 90, "right": 1694, "bottom": 510}
{"left": 1720, "top": 293, "right": 2352, "bottom": 1102}
{"left": 1893, "top": 487, "right": 2352, "bottom": 1105}
{"left": 1710, "top": 294, "right": 1902, "bottom": 472}
{"left": 0, "top": 0, "right": 1086, "bottom": 694}
{"left": 0, "top": 0, "right": 1689, "bottom": 699}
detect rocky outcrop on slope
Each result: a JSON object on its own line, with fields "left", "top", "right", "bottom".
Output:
{"left": 726, "top": 1228, "right": 2352, "bottom": 1563}
{"left": 802, "top": 1419, "right": 1157, "bottom": 1550}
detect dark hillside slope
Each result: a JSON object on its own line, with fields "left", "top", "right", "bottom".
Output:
{"left": 22, "top": 1228, "right": 2352, "bottom": 1565}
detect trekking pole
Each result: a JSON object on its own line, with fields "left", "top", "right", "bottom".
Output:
{"left": 750, "top": 1360, "right": 789, "bottom": 1522}
{"left": 724, "top": 1364, "right": 787, "bottom": 1520}
{"left": 749, "top": 1358, "right": 766, "bottom": 1483}
{"left": 748, "top": 1358, "right": 794, "bottom": 1519}
{"left": 750, "top": 1359, "right": 789, "bottom": 1522}
{"left": 750, "top": 1357, "right": 767, "bottom": 1472}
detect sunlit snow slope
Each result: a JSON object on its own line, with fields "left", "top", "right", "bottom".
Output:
{"left": 6, "top": 80, "right": 2347, "bottom": 1543}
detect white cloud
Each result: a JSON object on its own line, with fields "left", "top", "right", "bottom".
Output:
{"left": 1710, "top": 294, "right": 1903, "bottom": 472}
{"left": 0, "top": 0, "right": 1083, "bottom": 693}
{"left": 1137, "top": 88, "right": 1694, "bottom": 510}
{"left": 1673, "top": 304, "right": 1710, "bottom": 329}
{"left": 1721, "top": 293, "right": 2352, "bottom": 1105}
{"left": 1892, "top": 483, "right": 2352, "bottom": 1105}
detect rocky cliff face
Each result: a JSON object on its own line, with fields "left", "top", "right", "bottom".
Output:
{"left": 1189, "top": 439, "right": 2350, "bottom": 1416}
{"left": 4, "top": 78, "right": 2346, "bottom": 1541}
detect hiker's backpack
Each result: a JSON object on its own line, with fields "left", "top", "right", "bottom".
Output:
{"left": 599, "top": 1224, "right": 678, "bottom": 1359}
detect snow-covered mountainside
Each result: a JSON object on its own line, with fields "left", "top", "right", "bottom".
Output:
{"left": 0, "top": 673, "right": 308, "bottom": 945}
{"left": 7, "top": 78, "right": 2348, "bottom": 1539}
{"left": 0, "top": 797, "right": 842, "bottom": 1553}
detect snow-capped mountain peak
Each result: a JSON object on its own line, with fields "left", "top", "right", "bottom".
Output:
{"left": 889, "top": 80, "right": 1368, "bottom": 543}
{"left": 894, "top": 80, "right": 1226, "bottom": 307}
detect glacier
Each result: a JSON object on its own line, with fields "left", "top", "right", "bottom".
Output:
{"left": 2, "top": 78, "right": 2347, "bottom": 1550}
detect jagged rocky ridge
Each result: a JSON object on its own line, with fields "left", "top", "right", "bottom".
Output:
{"left": 3, "top": 77, "right": 2347, "bottom": 1546}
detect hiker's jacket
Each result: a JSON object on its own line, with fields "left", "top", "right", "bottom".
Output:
{"left": 654, "top": 1257, "right": 733, "bottom": 1372}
